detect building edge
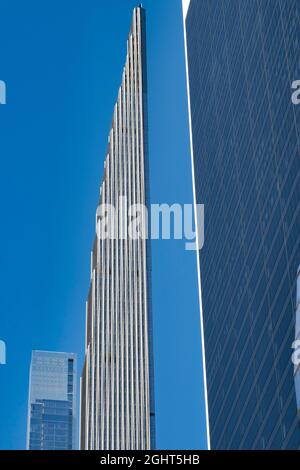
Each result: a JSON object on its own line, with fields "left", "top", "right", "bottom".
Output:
{"left": 139, "top": 6, "right": 156, "bottom": 451}
{"left": 182, "top": 0, "right": 211, "bottom": 450}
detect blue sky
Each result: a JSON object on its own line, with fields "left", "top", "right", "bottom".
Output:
{"left": 0, "top": 0, "right": 207, "bottom": 450}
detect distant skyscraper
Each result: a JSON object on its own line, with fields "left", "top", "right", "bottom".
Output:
{"left": 80, "top": 6, "right": 155, "bottom": 450}
{"left": 295, "top": 266, "right": 300, "bottom": 420}
{"left": 27, "top": 351, "right": 77, "bottom": 450}
{"left": 183, "top": 0, "right": 300, "bottom": 449}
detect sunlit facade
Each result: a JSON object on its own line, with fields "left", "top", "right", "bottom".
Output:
{"left": 80, "top": 6, "right": 155, "bottom": 450}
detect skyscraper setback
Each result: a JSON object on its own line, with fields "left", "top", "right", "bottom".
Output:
{"left": 80, "top": 6, "right": 155, "bottom": 450}
{"left": 27, "top": 351, "right": 77, "bottom": 450}
{"left": 183, "top": 0, "right": 300, "bottom": 449}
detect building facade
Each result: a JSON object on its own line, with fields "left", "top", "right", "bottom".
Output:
{"left": 183, "top": 0, "right": 300, "bottom": 449}
{"left": 27, "top": 351, "right": 77, "bottom": 450}
{"left": 295, "top": 267, "right": 300, "bottom": 420}
{"left": 80, "top": 6, "right": 155, "bottom": 450}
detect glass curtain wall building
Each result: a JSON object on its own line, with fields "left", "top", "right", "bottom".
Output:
{"left": 26, "top": 351, "right": 77, "bottom": 450}
{"left": 183, "top": 0, "right": 300, "bottom": 449}
{"left": 80, "top": 6, "right": 155, "bottom": 450}
{"left": 295, "top": 267, "right": 300, "bottom": 420}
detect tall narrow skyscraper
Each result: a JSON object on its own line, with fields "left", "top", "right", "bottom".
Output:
{"left": 183, "top": 0, "right": 300, "bottom": 449}
{"left": 80, "top": 6, "right": 155, "bottom": 450}
{"left": 27, "top": 351, "right": 77, "bottom": 450}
